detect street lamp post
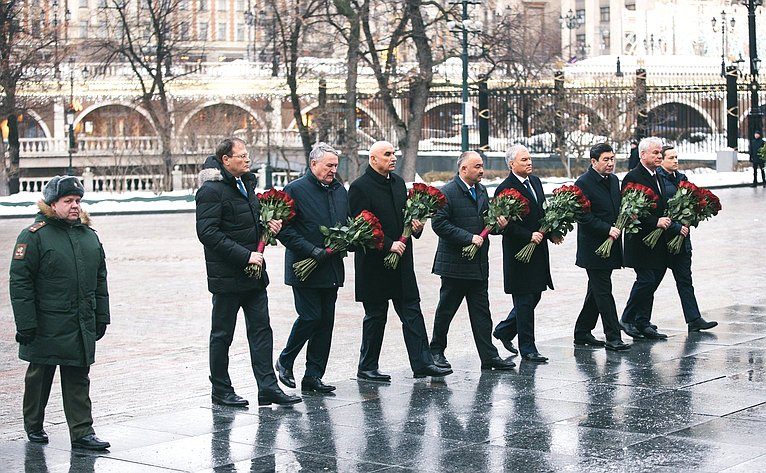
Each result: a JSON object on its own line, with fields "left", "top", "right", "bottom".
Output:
{"left": 263, "top": 102, "right": 273, "bottom": 189}
{"left": 560, "top": 9, "right": 584, "bottom": 62}
{"left": 243, "top": 3, "right": 255, "bottom": 61}
{"left": 448, "top": 0, "right": 481, "bottom": 152}
{"left": 742, "top": 0, "right": 764, "bottom": 136}
{"left": 712, "top": 10, "right": 736, "bottom": 77}
{"left": 66, "top": 58, "right": 76, "bottom": 176}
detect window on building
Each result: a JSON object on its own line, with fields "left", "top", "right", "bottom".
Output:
{"left": 216, "top": 0, "right": 226, "bottom": 11}
{"left": 235, "top": 0, "right": 244, "bottom": 11}
{"left": 576, "top": 9, "right": 585, "bottom": 25}
{"left": 198, "top": 0, "right": 207, "bottom": 10}
{"left": 179, "top": 0, "right": 189, "bottom": 10}
{"left": 180, "top": 21, "right": 190, "bottom": 40}
{"left": 625, "top": 1, "right": 636, "bottom": 11}
{"left": 79, "top": 0, "right": 88, "bottom": 8}
{"left": 98, "top": 20, "right": 107, "bottom": 38}
{"left": 79, "top": 20, "right": 88, "bottom": 38}
{"left": 217, "top": 21, "right": 226, "bottom": 40}
{"left": 576, "top": 33, "right": 586, "bottom": 45}
{"left": 236, "top": 22, "right": 245, "bottom": 41}
{"left": 198, "top": 22, "right": 208, "bottom": 40}
{"left": 602, "top": 31, "right": 611, "bottom": 49}
{"left": 600, "top": 7, "right": 609, "bottom": 22}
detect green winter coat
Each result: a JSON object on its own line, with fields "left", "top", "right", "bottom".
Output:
{"left": 9, "top": 202, "right": 110, "bottom": 367}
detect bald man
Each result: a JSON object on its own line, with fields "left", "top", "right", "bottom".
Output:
{"left": 348, "top": 141, "right": 452, "bottom": 381}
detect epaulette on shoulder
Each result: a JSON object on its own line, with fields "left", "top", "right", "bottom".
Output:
{"left": 28, "top": 221, "right": 47, "bottom": 233}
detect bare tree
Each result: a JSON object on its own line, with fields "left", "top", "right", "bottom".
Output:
{"left": 0, "top": 0, "right": 57, "bottom": 194}
{"left": 92, "top": 0, "right": 201, "bottom": 191}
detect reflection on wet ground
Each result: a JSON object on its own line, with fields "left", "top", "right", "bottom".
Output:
{"left": 2, "top": 304, "right": 765, "bottom": 472}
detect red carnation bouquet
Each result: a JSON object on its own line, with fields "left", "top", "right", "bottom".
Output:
{"left": 515, "top": 185, "right": 591, "bottom": 263}
{"left": 595, "top": 182, "right": 658, "bottom": 258}
{"left": 462, "top": 187, "right": 530, "bottom": 260}
{"left": 664, "top": 181, "right": 721, "bottom": 254}
{"left": 384, "top": 183, "right": 447, "bottom": 269}
{"left": 245, "top": 188, "right": 296, "bottom": 279}
{"left": 292, "top": 210, "right": 385, "bottom": 281}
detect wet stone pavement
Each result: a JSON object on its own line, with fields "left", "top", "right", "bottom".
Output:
{"left": 1, "top": 187, "right": 766, "bottom": 472}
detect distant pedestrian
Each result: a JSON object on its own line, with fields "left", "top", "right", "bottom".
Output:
{"left": 628, "top": 140, "right": 640, "bottom": 170}
{"left": 657, "top": 145, "right": 718, "bottom": 332}
{"left": 10, "top": 176, "right": 111, "bottom": 450}
{"left": 196, "top": 137, "right": 301, "bottom": 407}
{"left": 749, "top": 130, "right": 765, "bottom": 187}
{"left": 429, "top": 150, "right": 515, "bottom": 371}
{"left": 275, "top": 143, "right": 350, "bottom": 394}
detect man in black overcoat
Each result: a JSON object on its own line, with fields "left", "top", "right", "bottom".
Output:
{"left": 275, "top": 143, "right": 350, "bottom": 394}
{"left": 573, "top": 143, "right": 630, "bottom": 351}
{"left": 620, "top": 137, "right": 673, "bottom": 340}
{"left": 429, "top": 151, "right": 515, "bottom": 370}
{"left": 349, "top": 141, "right": 452, "bottom": 380}
{"left": 492, "top": 145, "right": 562, "bottom": 363}
{"left": 657, "top": 145, "right": 718, "bottom": 332}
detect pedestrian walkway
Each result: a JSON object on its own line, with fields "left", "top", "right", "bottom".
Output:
{"left": 1, "top": 186, "right": 765, "bottom": 471}
{"left": 2, "top": 305, "right": 765, "bottom": 472}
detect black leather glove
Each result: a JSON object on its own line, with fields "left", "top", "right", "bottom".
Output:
{"left": 15, "top": 328, "right": 36, "bottom": 345}
{"left": 310, "top": 246, "right": 332, "bottom": 264}
{"left": 96, "top": 323, "right": 107, "bottom": 341}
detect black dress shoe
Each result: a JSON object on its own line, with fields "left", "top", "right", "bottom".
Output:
{"left": 413, "top": 364, "right": 453, "bottom": 378}
{"left": 71, "top": 434, "right": 110, "bottom": 451}
{"left": 620, "top": 322, "right": 645, "bottom": 339}
{"left": 432, "top": 352, "right": 451, "bottom": 369}
{"left": 301, "top": 376, "right": 336, "bottom": 393}
{"left": 573, "top": 334, "right": 606, "bottom": 347}
{"left": 211, "top": 392, "right": 249, "bottom": 407}
{"left": 356, "top": 369, "right": 391, "bottom": 382}
{"left": 688, "top": 317, "right": 718, "bottom": 332}
{"left": 481, "top": 356, "right": 516, "bottom": 370}
{"left": 275, "top": 359, "right": 296, "bottom": 389}
{"left": 258, "top": 388, "right": 302, "bottom": 406}
{"left": 521, "top": 352, "right": 548, "bottom": 363}
{"left": 640, "top": 326, "right": 668, "bottom": 340}
{"left": 27, "top": 430, "right": 48, "bottom": 444}
{"left": 493, "top": 331, "right": 519, "bottom": 354}
{"left": 605, "top": 340, "right": 631, "bottom": 351}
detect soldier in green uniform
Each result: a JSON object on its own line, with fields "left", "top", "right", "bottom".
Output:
{"left": 10, "top": 176, "right": 111, "bottom": 450}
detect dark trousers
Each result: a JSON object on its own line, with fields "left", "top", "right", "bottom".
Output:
{"left": 359, "top": 297, "right": 434, "bottom": 372}
{"left": 430, "top": 277, "right": 499, "bottom": 362}
{"left": 574, "top": 269, "right": 622, "bottom": 342}
{"left": 754, "top": 163, "right": 765, "bottom": 184}
{"left": 494, "top": 292, "right": 542, "bottom": 356}
{"left": 23, "top": 363, "right": 94, "bottom": 440}
{"left": 210, "top": 291, "right": 278, "bottom": 395}
{"left": 279, "top": 287, "right": 338, "bottom": 378}
{"left": 622, "top": 267, "right": 667, "bottom": 330}
{"left": 668, "top": 251, "right": 701, "bottom": 323}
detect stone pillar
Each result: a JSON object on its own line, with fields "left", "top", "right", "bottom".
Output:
{"left": 82, "top": 167, "right": 94, "bottom": 192}
{"left": 171, "top": 165, "right": 183, "bottom": 191}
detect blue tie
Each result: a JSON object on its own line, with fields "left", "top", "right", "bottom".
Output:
{"left": 469, "top": 187, "right": 477, "bottom": 200}
{"left": 524, "top": 180, "right": 537, "bottom": 202}
{"left": 236, "top": 178, "right": 247, "bottom": 197}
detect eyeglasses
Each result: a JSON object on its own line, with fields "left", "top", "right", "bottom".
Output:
{"left": 227, "top": 153, "right": 249, "bottom": 160}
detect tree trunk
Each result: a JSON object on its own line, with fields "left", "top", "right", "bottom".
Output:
{"left": 341, "top": 2, "right": 363, "bottom": 182}
{"left": 7, "top": 111, "right": 19, "bottom": 193}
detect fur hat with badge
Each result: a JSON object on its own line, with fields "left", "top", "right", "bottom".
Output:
{"left": 43, "top": 175, "right": 85, "bottom": 204}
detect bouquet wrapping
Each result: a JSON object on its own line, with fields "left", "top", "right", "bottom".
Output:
{"left": 462, "top": 188, "right": 530, "bottom": 260}
{"left": 665, "top": 181, "right": 721, "bottom": 254}
{"left": 384, "top": 183, "right": 446, "bottom": 269}
{"left": 292, "top": 210, "right": 385, "bottom": 281}
{"left": 515, "top": 185, "right": 591, "bottom": 263}
{"left": 245, "top": 188, "right": 296, "bottom": 279}
{"left": 595, "top": 182, "right": 658, "bottom": 258}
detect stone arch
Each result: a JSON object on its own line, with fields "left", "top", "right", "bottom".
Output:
{"left": 75, "top": 102, "right": 157, "bottom": 134}
{"left": 288, "top": 101, "right": 385, "bottom": 147}
{"left": 177, "top": 100, "right": 264, "bottom": 136}
{"left": 646, "top": 100, "right": 717, "bottom": 142}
